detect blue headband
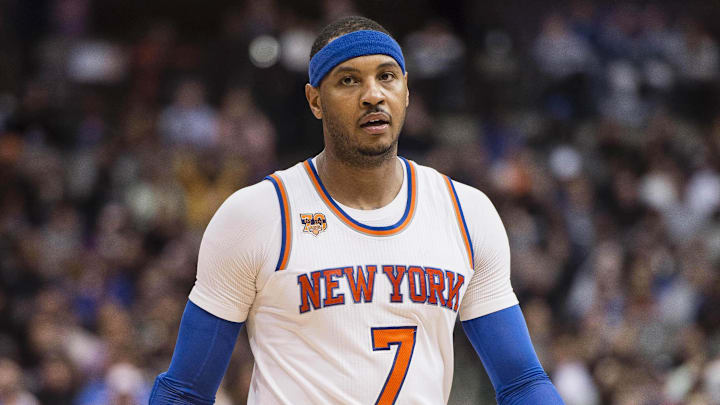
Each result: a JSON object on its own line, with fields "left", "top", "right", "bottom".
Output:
{"left": 308, "top": 30, "right": 405, "bottom": 87}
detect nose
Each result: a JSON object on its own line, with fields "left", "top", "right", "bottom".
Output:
{"left": 360, "top": 78, "right": 385, "bottom": 107}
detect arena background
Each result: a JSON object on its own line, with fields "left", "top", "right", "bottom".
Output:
{"left": 1, "top": 0, "right": 720, "bottom": 404}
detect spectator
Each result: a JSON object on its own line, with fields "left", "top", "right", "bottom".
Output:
{"left": 158, "top": 79, "right": 219, "bottom": 149}
{"left": 0, "top": 2, "right": 718, "bottom": 404}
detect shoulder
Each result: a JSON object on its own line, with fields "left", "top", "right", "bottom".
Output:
{"left": 416, "top": 161, "right": 504, "bottom": 245}
{"left": 448, "top": 180, "right": 509, "bottom": 265}
{"left": 410, "top": 159, "right": 496, "bottom": 212}
{"left": 450, "top": 180, "right": 497, "bottom": 214}
{"left": 213, "top": 180, "right": 278, "bottom": 222}
{"left": 450, "top": 180, "right": 504, "bottom": 238}
{"left": 206, "top": 159, "right": 309, "bottom": 236}
{"left": 203, "top": 179, "right": 281, "bottom": 242}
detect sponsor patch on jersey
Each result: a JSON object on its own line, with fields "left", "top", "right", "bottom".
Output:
{"left": 300, "top": 213, "right": 327, "bottom": 236}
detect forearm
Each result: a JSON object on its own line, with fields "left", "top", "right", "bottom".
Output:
{"left": 462, "top": 305, "right": 564, "bottom": 405}
{"left": 149, "top": 300, "right": 243, "bottom": 405}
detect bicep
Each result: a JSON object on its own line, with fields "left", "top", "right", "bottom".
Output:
{"left": 189, "top": 181, "right": 280, "bottom": 322}
{"left": 454, "top": 183, "right": 518, "bottom": 320}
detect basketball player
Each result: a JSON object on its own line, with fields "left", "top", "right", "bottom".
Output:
{"left": 150, "top": 16, "right": 564, "bottom": 404}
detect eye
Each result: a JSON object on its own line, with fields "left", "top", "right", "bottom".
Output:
{"left": 379, "top": 72, "right": 396, "bottom": 81}
{"left": 340, "top": 76, "right": 357, "bottom": 86}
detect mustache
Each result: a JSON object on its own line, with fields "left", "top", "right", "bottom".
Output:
{"left": 360, "top": 106, "right": 392, "bottom": 121}
{"left": 364, "top": 106, "right": 389, "bottom": 115}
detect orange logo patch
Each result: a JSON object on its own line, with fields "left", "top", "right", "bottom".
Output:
{"left": 300, "top": 213, "right": 327, "bottom": 236}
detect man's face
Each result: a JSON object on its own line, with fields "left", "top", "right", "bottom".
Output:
{"left": 306, "top": 54, "right": 409, "bottom": 167}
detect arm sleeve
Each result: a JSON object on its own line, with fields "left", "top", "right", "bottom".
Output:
{"left": 454, "top": 182, "right": 519, "bottom": 321}
{"left": 462, "top": 305, "right": 564, "bottom": 405}
{"left": 149, "top": 300, "right": 244, "bottom": 404}
{"left": 150, "top": 181, "right": 280, "bottom": 403}
{"left": 188, "top": 180, "right": 280, "bottom": 322}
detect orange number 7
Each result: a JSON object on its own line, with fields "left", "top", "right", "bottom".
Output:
{"left": 371, "top": 326, "right": 417, "bottom": 405}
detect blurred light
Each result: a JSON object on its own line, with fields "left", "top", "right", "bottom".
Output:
{"left": 249, "top": 35, "right": 280, "bottom": 68}
{"left": 67, "top": 41, "right": 127, "bottom": 83}
{"left": 549, "top": 145, "right": 582, "bottom": 180}
{"left": 640, "top": 173, "right": 677, "bottom": 211}
{"left": 686, "top": 169, "right": 720, "bottom": 216}
{"left": 706, "top": 357, "right": 720, "bottom": 400}
{"left": 106, "top": 362, "right": 145, "bottom": 394}
{"left": 607, "top": 60, "right": 638, "bottom": 92}
{"left": 280, "top": 29, "right": 314, "bottom": 72}
{"left": 554, "top": 361, "right": 601, "bottom": 405}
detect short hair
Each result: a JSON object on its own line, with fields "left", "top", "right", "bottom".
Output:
{"left": 309, "top": 16, "right": 394, "bottom": 59}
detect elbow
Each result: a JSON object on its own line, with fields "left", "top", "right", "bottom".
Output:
{"left": 496, "top": 367, "right": 564, "bottom": 405}
{"left": 149, "top": 373, "right": 215, "bottom": 405}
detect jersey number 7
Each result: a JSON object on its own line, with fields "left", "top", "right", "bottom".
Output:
{"left": 371, "top": 326, "right": 417, "bottom": 405}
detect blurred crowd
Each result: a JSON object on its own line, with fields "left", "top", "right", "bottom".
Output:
{"left": 1, "top": 0, "right": 720, "bottom": 404}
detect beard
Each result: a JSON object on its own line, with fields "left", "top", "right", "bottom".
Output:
{"left": 321, "top": 106, "right": 401, "bottom": 169}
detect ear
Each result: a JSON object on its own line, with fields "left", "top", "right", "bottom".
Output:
{"left": 305, "top": 83, "right": 323, "bottom": 119}
{"left": 404, "top": 72, "right": 410, "bottom": 107}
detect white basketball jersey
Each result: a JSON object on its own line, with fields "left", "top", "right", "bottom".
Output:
{"left": 248, "top": 157, "right": 474, "bottom": 405}
{"left": 189, "top": 156, "right": 518, "bottom": 405}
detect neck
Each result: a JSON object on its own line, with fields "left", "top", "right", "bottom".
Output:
{"left": 315, "top": 150, "right": 403, "bottom": 210}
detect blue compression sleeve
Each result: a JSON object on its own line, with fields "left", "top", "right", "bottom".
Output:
{"left": 462, "top": 305, "right": 564, "bottom": 405}
{"left": 149, "top": 300, "right": 243, "bottom": 405}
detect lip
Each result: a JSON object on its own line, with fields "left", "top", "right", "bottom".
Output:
{"left": 361, "top": 123, "right": 390, "bottom": 134}
{"left": 359, "top": 112, "right": 391, "bottom": 126}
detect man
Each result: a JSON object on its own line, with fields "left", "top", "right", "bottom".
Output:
{"left": 150, "top": 16, "right": 565, "bottom": 405}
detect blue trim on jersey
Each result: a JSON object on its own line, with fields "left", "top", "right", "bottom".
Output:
{"left": 305, "top": 157, "right": 413, "bottom": 232}
{"left": 149, "top": 300, "right": 243, "bottom": 404}
{"left": 462, "top": 305, "right": 565, "bottom": 405}
{"left": 447, "top": 178, "right": 474, "bottom": 264}
{"left": 265, "top": 175, "right": 288, "bottom": 271}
